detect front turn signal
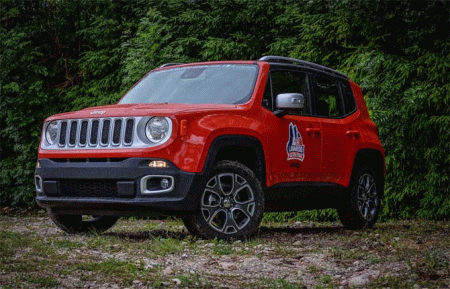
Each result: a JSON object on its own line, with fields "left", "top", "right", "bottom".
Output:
{"left": 148, "top": 160, "right": 168, "bottom": 168}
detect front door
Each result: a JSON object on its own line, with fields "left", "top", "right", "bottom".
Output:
{"left": 263, "top": 69, "right": 323, "bottom": 186}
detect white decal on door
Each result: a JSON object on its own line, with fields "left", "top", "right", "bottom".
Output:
{"left": 287, "top": 123, "right": 305, "bottom": 161}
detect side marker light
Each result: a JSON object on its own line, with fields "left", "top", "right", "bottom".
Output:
{"left": 180, "top": 119, "right": 187, "bottom": 137}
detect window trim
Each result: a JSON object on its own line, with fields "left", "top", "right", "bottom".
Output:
{"left": 309, "top": 73, "right": 357, "bottom": 119}
{"left": 339, "top": 81, "right": 358, "bottom": 116}
{"left": 262, "top": 66, "right": 358, "bottom": 119}
{"left": 263, "top": 68, "right": 313, "bottom": 116}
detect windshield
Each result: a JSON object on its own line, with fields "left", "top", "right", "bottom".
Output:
{"left": 119, "top": 64, "right": 258, "bottom": 105}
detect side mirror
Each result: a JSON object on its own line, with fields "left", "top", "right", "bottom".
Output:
{"left": 274, "top": 93, "right": 304, "bottom": 117}
{"left": 276, "top": 93, "right": 305, "bottom": 109}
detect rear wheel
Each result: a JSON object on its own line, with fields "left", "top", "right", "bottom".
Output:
{"left": 338, "top": 166, "right": 382, "bottom": 229}
{"left": 49, "top": 213, "right": 119, "bottom": 234}
{"left": 183, "top": 161, "right": 264, "bottom": 240}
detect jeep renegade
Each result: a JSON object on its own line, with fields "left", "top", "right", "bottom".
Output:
{"left": 35, "top": 56, "right": 385, "bottom": 240}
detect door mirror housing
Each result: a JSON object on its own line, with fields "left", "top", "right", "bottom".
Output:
{"left": 274, "top": 93, "right": 305, "bottom": 117}
{"left": 276, "top": 93, "right": 305, "bottom": 109}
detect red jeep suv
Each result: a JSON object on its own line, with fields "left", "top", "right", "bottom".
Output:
{"left": 35, "top": 56, "right": 385, "bottom": 240}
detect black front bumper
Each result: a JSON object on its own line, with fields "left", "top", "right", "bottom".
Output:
{"left": 35, "top": 158, "right": 202, "bottom": 216}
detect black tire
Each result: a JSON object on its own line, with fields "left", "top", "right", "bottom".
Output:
{"left": 338, "top": 166, "right": 382, "bottom": 229}
{"left": 49, "top": 213, "right": 119, "bottom": 234}
{"left": 183, "top": 160, "right": 264, "bottom": 240}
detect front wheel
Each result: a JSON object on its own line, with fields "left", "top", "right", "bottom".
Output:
{"left": 183, "top": 161, "right": 264, "bottom": 240}
{"left": 338, "top": 166, "right": 382, "bottom": 229}
{"left": 49, "top": 213, "right": 119, "bottom": 234}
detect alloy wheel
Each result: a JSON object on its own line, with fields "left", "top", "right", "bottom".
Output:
{"left": 200, "top": 173, "right": 256, "bottom": 234}
{"left": 356, "top": 173, "right": 379, "bottom": 222}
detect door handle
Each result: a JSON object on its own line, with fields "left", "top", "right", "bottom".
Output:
{"left": 306, "top": 127, "right": 321, "bottom": 137}
{"left": 346, "top": 130, "right": 360, "bottom": 139}
{"left": 306, "top": 127, "right": 321, "bottom": 133}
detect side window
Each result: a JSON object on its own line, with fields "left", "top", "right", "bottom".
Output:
{"left": 262, "top": 76, "right": 273, "bottom": 110}
{"left": 312, "top": 76, "right": 345, "bottom": 118}
{"left": 268, "top": 70, "right": 311, "bottom": 115}
{"left": 341, "top": 82, "right": 357, "bottom": 114}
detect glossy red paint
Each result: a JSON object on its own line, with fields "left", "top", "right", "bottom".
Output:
{"left": 38, "top": 62, "right": 271, "bottom": 174}
{"left": 37, "top": 60, "right": 384, "bottom": 188}
{"left": 39, "top": 105, "right": 264, "bottom": 173}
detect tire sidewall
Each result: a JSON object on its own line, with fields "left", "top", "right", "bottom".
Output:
{"left": 350, "top": 166, "right": 381, "bottom": 228}
{"left": 186, "top": 160, "right": 264, "bottom": 240}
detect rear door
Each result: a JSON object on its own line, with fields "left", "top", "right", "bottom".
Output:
{"left": 310, "top": 75, "right": 361, "bottom": 187}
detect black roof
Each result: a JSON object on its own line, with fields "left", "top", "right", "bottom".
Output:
{"left": 259, "top": 56, "right": 347, "bottom": 79}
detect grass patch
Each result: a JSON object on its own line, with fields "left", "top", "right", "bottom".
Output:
{"left": 424, "top": 250, "right": 449, "bottom": 270}
{"left": 150, "top": 236, "right": 184, "bottom": 256}
{"left": 27, "top": 276, "right": 59, "bottom": 288}
{"left": 330, "top": 246, "right": 374, "bottom": 261}
{"left": 262, "top": 209, "right": 338, "bottom": 223}
{"left": 308, "top": 265, "right": 321, "bottom": 273}
{"left": 256, "top": 277, "right": 305, "bottom": 289}
{"left": 0, "top": 231, "right": 31, "bottom": 257}
{"left": 211, "top": 240, "right": 234, "bottom": 256}
{"left": 51, "top": 238, "right": 85, "bottom": 249}
{"left": 85, "top": 235, "right": 117, "bottom": 249}
{"left": 273, "top": 244, "right": 299, "bottom": 257}
{"left": 76, "top": 259, "right": 142, "bottom": 276}
{"left": 175, "top": 272, "right": 212, "bottom": 288}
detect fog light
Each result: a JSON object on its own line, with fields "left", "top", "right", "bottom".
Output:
{"left": 35, "top": 175, "right": 43, "bottom": 193}
{"left": 149, "top": 160, "right": 168, "bottom": 168}
{"left": 161, "top": 178, "right": 170, "bottom": 189}
{"left": 141, "top": 175, "right": 174, "bottom": 194}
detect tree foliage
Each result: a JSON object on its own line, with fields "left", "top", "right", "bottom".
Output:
{"left": 1, "top": 0, "right": 449, "bottom": 220}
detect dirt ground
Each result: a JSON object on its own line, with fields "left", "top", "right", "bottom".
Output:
{"left": 0, "top": 209, "right": 449, "bottom": 288}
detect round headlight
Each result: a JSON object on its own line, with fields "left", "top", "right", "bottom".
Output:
{"left": 145, "top": 117, "right": 171, "bottom": 143}
{"left": 45, "top": 121, "right": 59, "bottom": 145}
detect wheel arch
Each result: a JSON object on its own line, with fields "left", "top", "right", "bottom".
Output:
{"left": 351, "top": 149, "right": 386, "bottom": 196}
{"left": 201, "top": 135, "right": 267, "bottom": 187}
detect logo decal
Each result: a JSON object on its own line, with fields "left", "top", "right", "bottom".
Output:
{"left": 287, "top": 123, "right": 305, "bottom": 161}
{"left": 91, "top": 110, "right": 106, "bottom": 115}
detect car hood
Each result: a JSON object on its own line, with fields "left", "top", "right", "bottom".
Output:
{"left": 44, "top": 103, "right": 244, "bottom": 121}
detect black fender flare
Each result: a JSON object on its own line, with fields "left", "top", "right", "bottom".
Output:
{"left": 201, "top": 135, "right": 267, "bottom": 187}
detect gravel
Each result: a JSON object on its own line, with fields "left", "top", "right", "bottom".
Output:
{"left": 1, "top": 210, "right": 449, "bottom": 288}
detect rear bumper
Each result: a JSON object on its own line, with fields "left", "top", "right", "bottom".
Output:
{"left": 35, "top": 158, "right": 202, "bottom": 216}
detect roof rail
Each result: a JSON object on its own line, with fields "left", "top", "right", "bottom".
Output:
{"left": 160, "top": 63, "right": 183, "bottom": 68}
{"left": 258, "top": 56, "right": 347, "bottom": 78}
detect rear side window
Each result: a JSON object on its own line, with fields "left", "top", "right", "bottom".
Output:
{"left": 312, "top": 76, "right": 344, "bottom": 118}
{"left": 341, "top": 82, "right": 357, "bottom": 115}
{"left": 311, "top": 75, "right": 356, "bottom": 118}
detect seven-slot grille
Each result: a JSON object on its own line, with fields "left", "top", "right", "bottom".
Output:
{"left": 57, "top": 118, "right": 135, "bottom": 148}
